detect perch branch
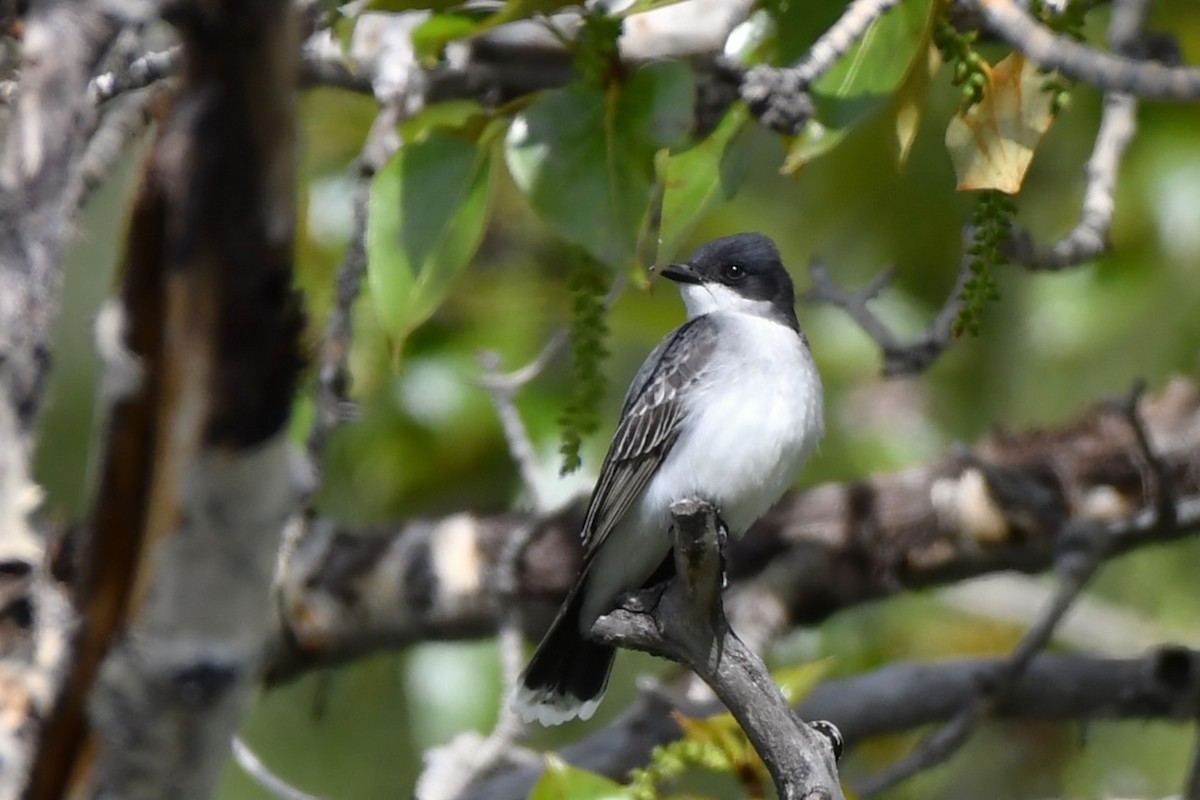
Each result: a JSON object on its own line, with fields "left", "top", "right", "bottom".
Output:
{"left": 591, "top": 498, "right": 844, "bottom": 800}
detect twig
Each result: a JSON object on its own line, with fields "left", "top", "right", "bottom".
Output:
{"left": 306, "top": 109, "right": 400, "bottom": 472}
{"left": 967, "top": 0, "right": 1200, "bottom": 100}
{"left": 232, "top": 737, "right": 325, "bottom": 800}
{"left": 417, "top": 523, "right": 542, "bottom": 800}
{"left": 591, "top": 498, "right": 844, "bottom": 800}
{"left": 88, "top": 47, "right": 179, "bottom": 106}
{"left": 803, "top": 230, "right": 974, "bottom": 375}
{"left": 477, "top": 353, "right": 554, "bottom": 514}
{"left": 857, "top": 515, "right": 1110, "bottom": 795}
{"left": 740, "top": 0, "right": 900, "bottom": 133}
{"left": 69, "top": 86, "right": 160, "bottom": 212}
{"left": 430, "top": 331, "right": 588, "bottom": 796}
{"left": 476, "top": 330, "right": 569, "bottom": 394}
{"left": 802, "top": 262, "right": 900, "bottom": 352}
{"left": 1112, "top": 379, "right": 1177, "bottom": 532}
{"left": 787, "top": 0, "right": 902, "bottom": 86}
{"left": 1007, "top": 88, "right": 1136, "bottom": 268}
{"left": 1006, "top": 0, "right": 1145, "bottom": 270}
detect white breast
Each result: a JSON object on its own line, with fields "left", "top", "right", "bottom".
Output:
{"left": 580, "top": 310, "right": 823, "bottom": 627}
{"left": 653, "top": 311, "right": 824, "bottom": 535}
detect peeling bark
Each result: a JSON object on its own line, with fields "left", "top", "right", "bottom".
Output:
{"left": 268, "top": 377, "right": 1200, "bottom": 682}
{"left": 27, "top": 1, "right": 305, "bottom": 797}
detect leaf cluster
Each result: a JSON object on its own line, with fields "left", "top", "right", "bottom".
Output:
{"left": 559, "top": 254, "right": 610, "bottom": 475}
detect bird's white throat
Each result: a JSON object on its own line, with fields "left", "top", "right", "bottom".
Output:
{"left": 680, "top": 282, "right": 778, "bottom": 322}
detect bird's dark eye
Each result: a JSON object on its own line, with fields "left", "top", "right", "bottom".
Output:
{"left": 722, "top": 264, "right": 746, "bottom": 281}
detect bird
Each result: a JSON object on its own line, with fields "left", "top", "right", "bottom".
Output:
{"left": 514, "top": 232, "right": 824, "bottom": 726}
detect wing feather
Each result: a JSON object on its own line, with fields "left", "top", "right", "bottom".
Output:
{"left": 578, "top": 316, "right": 719, "bottom": 552}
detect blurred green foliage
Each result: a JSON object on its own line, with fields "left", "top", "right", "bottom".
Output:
{"left": 33, "top": 0, "right": 1200, "bottom": 797}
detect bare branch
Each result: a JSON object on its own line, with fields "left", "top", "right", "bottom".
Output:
{"left": 968, "top": 0, "right": 1200, "bottom": 100}
{"left": 477, "top": 354, "right": 554, "bottom": 514}
{"left": 803, "top": 233, "right": 974, "bottom": 376}
{"left": 1006, "top": 89, "right": 1136, "bottom": 269}
{"left": 1006, "top": 0, "right": 1147, "bottom": 270}
{"left": 70, "top": 85, "right": 160, "bottom": 212}
{"left": 306, "top": 110, "right": 399, "bottom": 473}
{"left": 89, "top": 47, "right": 178, "bottom": 106}
{"left": 592, "top": 498, "right": 844, "bottom": 800}
{"left": 786, "top": 0, "right": 902, "bottom": 87}
{"left": 857, "top": 514, "right": 1110, "bottom": 795}
{"left": 466, "top": 644, "right": 1200, "bottom": 800}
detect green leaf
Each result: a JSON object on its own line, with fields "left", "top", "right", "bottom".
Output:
{"left": 505, "top": 62, "right": 694, "bottom": 269}
{"left": 782, "top": 0, "right": 934, "bottom": 173}
{"left": 659, "top": 106, "right": 751, "bottom": 263}
{"left": 411, "top": 11, "right": 489, "bottom": 61}
{"left": 528, "top": 754, "right": 631, "bottom": 800}
{"left": 366, "top": 132, "right": 492, "bottom": 347}
{"left": 398, "top": 99, "right": 489, "bottom": 144}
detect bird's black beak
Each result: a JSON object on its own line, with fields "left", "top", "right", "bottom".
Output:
{"left": 659, "top": 262, "right": 702, "bottom": 285}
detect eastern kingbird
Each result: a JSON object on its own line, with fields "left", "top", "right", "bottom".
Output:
{"left": 515, "top": 232, "right": 824, "bottom": 726}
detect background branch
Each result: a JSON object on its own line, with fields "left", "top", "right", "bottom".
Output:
{"left": 266, "top": 376, "right": 1200, "bottom": 682}
{"left": 968, "top": 0, "right": 1200, "bottom": 99}
{"left": 466, "top": 645, "right": 1200, "bottom": 800}
{"left": 802, "top": 231, "right": 973, "bottom": 375}
{"left": 26, "top": 1, "right": 306, "bottom": 796}
{"left": 0, "top": 3, "right": 118, "bottom": 796}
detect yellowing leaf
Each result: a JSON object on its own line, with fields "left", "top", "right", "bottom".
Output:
{"left": 945, "top": 53, "right": 1056, "bottom": 193}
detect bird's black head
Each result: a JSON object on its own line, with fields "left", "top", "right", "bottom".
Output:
{"left": 660, "top": 233, "right": 799, "bottom": 331}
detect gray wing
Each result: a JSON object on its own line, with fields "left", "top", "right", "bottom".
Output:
{"left": 579, "top": 315, "right": 720, "bottom": 552}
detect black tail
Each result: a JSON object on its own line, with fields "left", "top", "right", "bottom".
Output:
{"left": 514, "top": 584, "right": 614, "bottom": 726}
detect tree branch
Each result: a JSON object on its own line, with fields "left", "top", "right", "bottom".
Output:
{"left": 465, "top": 645, "right": 1200, "bottom": 800}
{"left": 857, "top": 514, "right": 1111, "bottom": 795}
{"left": 591, "top": 498, "right": 843, "bottom": 800}
{"left": 27, "top": 0, "right": 306, "bottom": 796}
{"left": 968, "top": 0, "right": 1200, "bottom": 100}
{"left": 740, "top": 0, "right": 903, "bottom": 133}
{"left": 0, "top": 3, "right": 118, "bottom": 796}
{"left": 1005, "top": 0, "right": 1147, "bottom": 270}
{"left": 265, "top": 376, "right": 1200, "bottom": 682}
{"left": 802, "top": 230, "right": 974, "bottom": 376}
